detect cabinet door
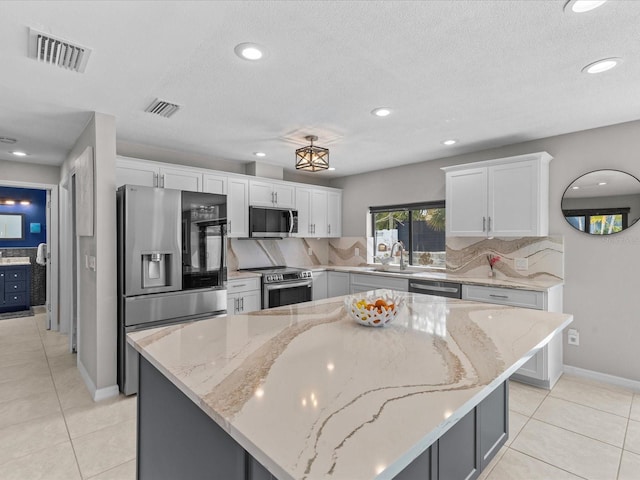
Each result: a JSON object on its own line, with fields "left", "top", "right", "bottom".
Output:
{"left": 327, "top": 272, "right": 350, "bottom": 297}
{"left": 227, "top": 292, "right": 240, "bottom": 315}
{"left": 228, "top": 177, "right": 249, "bottom": 238}
{"left": 446, "top": 168, "right": 488, "bottom": 236}
{"left": 160, "top": 167, "right": 202, "bottom": 192}
{"left": 327, "top": 191, "right": 342, "bottom": 237}
{"left": 312, "top": 271, "right": 328, "bottom": 301}
{"left": 203, "top": 173, "right": 227, "bottom": 195}
{"left": 488, "top": 160, "right": 540, "bottom": 236}
{"left": 310, "top": 190, "right": 328, "bottom": 237}
{"left": 116, "top": 163, "right": 157, "bottom": 188}
{"left": 273, "top": 183, "right": 295, "bottom": 209}
{"left": 239, "top": 291, "right": 261, "bottom": 313}
{"left": 295, "top": 188, "right": 312, "bottom": 237}
{"left": 249, "top": 180, "right": 275, "bottom": 207}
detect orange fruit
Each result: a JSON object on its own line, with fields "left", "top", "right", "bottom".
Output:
{"left": 374, "top": 299, "right": 388, "bottom": 308}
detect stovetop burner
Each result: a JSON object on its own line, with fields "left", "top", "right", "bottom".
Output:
{"left": 240, "top": 266, "right": 313, "bottom": 283}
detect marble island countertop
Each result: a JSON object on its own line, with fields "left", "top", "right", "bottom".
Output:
{"left": 306, "top": 265, "right": 563, "bottom": 291}
{"left": 128, "top": 291, "right": 572, "bottom": 479}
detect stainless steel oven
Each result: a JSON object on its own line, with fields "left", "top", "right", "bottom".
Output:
{"left": 243, "top": 267, "right": 313, "bottom": 309}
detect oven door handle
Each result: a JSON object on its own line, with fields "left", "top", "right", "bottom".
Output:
{"left": 264, "top": 280, "right": 312, "bottom": 291}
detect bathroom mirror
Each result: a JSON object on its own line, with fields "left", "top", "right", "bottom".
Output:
{"left": 0, "top": 213, "right": 25, "bottom": 240}
{"left": 561, "top": 169, "right": 640, "bottom": 235}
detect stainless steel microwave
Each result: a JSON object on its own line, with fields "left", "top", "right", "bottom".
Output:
{"left": 249, "top": 206, "right": 298, "bottom": 238}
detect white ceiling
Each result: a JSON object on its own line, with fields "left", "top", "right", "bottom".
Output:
{"left": 1, "top": 0, "right": 639, "bottom": 177}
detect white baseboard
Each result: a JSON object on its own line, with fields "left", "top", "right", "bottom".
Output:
{"left": 78, "top": 360, "right": 120, "bottom": 402}
{"left": 563, "top": 365, "right": 640, "bottom": 392}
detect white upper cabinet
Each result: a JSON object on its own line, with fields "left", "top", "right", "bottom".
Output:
{"left": 295, "top": 186, "right": 342, "bottom": 238}
{"left": 202, "top": 173, "right": 227, "bottom": 195}
{"left": 159, "top": 166, "right": 201, "bottom": 192}
{"left": 227, "top": 176, "right": 249, "bottom": 238}
{"left": 249, "top": 180, "right": 295, "bottom": 209}
{"left": 442, "top": 152, "right": 551, "bottom": 237}
{"left": 327, "top": 190, "right": 342, "bottom": 238}
{"left": 115, "top": 156, "right": 202, "bottom": 192}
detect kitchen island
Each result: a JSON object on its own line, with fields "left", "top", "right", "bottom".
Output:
{"left": 128, "top": 290, "right": 572, "bottom": 480}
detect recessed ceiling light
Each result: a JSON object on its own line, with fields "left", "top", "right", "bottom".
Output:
{"left": 10, "top": 151, "right": 27, "bottom": 157}
{"left": 328, "top": 167, "right": 336, "bottom": 171}
{"left": 371, "top": 108, "right": 392, "bottom": 117}
{"left": 582, "top": 58, "right": 621, "bottom": 74}
{"left": 572, "top": 186, "right": 580, "bottom": 190}
{"left": 254, "top": 152, "right": 266, "bottom": 157}
{"left": 441, "top": 139, "right": 457, "bottom": 146}
{"left": 598, "top": 182, "right": 607, "bottom": 185}
{"left": 234, "top": 43, "right": 264, "bottom": 61}
{"left": 564, "top": 0, "right": 607, "bottom": 13}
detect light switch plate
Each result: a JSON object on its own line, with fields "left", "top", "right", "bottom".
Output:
{"left": 355, "top": 247, "right": 360, "bottom": 257}
{"left": 515, "top": 258, "right": 528, "bottom": 271}
{"left": 308, "top": 248, "right": 313, "bottom": 256}
{"left": 567, "top": 328, "right": 579, "bottom": 346}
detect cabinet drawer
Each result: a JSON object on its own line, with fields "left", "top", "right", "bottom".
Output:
{"left": 5, "top": 281, "right": 26, "bottom": 293}
{"left": 462, "top": 284, "right": 544, "bottom": 310}
{"left": 350, "top": 273, "right": 408, "bottom": 292}
{"left": 4, "top": 269, "right": 26, "bottom": 281}
{"left": 227, "top": 277, "right": 261, "bottom": 294}
{"left": 4, "top": 292, "right": 27, "bottom": 306}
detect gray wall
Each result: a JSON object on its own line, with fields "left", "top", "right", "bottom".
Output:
{"left": 62, "top": 112, "right": 118, "bottom": 395}
{"left": 332, "top": 119, "right": 640, "bottom": 383}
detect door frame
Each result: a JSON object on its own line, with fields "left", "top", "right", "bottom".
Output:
{"left": 0, "top": 180, "right": 59, "bottom": 330}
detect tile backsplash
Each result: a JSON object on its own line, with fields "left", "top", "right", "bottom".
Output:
{"left": 446, "top": 236, "right": 564, "bottom": 282}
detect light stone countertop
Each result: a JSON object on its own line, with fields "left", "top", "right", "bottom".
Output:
{"left": 227, "top": 270, "right": 262, "bottom": 281}
{"left": 0, "top": 257, "right": 31, "bottom": 266}
{"left": 305, "top": 265, "right": 563, "bottom": 292}
{"left": 128, "top": 291, "right": 573, "bottom": 480}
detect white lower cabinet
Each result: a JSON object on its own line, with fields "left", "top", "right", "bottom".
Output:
{"left": 462, "top": 284, "right": 564, "bottom": 389}
{"left": 312, "top": 271, "right": 328, "bottom": 301}
{"left": 227, "top": 277, "right": 261, "bottom": 314}
{"left": 350, "top": 273, "right": 408, "bottom": 294}
{"left": 327, "top": 272, "right": 350, "bottom": 298}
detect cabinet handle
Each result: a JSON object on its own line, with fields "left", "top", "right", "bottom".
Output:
{"left": 482, "top": 217, "right": 486, "bottom": 232}
{"left": 161, "top": 174, "right": 165, "bottom": 188}
{"left": 240, "top": 297, "right": 244, "bottom": 311}
{"left": 488, "top": 216, "right": 492, "bottom": 232}
{"left": 231, "top": 283, "right": 247, "bottom": 288}
{"left": 275, "top": 192, "right": 278, "bottom": 204}
{"left": 153, "top": 173, "right": 158, "bottom": 188}
{"left": 328, "top": 224, "right": 331, "bottom": 235}
{"left": 489, "top": 294, "right": 509, "bottom": 299}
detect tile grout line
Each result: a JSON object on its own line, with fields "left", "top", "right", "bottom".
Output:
{"left": 35, "top": 312, "right": 85, "bottom": 479}
{"left": 548, "top": 391, "right": 634, "bottom": 420}
{"left": 506, "top": 447, "right": 591, "bottom": 480}
{"left": 617, "top": 416, "right": 631, "bottom": 480}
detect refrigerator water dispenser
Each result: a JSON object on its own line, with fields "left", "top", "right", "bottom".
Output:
{"left": 142, "top": 252, "right": 172, "bottom": 288}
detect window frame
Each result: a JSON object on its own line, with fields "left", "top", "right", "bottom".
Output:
{"left": 562, "top": 207, "right": 629, "bottom": 234}
{"left": 370, "top": 200, "right": 445, "bottom": 266}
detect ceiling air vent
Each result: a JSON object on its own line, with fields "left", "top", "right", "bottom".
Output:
{"left": 145, "top": 99, "right": 181, "bottom": 118}
{"left": 28, "top": 28, "right": 92, "bottom": 73}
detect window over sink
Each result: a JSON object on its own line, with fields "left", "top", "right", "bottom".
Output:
{"left": 370, "top": 201, "right": 445, "bottom": 268}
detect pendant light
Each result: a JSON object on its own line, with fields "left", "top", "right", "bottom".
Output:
{"left": 295, "top": 135, "right": 329, "bottom": 172}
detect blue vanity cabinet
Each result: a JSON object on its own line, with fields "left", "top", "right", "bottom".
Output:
{"left": 0, "top": 265, "right": 31, "bottom": 313}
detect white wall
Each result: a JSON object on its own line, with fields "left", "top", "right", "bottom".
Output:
{"left": 332, "top": 119, "right": 640, "bottom": 383}
{"left": 62, "top": 112, "right": 118, "bottom": 398}
{"left": 0, "top": 159, "right": 60, "bottom": 185}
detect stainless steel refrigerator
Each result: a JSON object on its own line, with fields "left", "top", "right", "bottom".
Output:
{"left": 117, "top": 185, "right": 227, "bottom": 395}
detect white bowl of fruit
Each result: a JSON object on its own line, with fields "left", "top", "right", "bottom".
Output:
{"left": 344, "top": 293, "right": 404, "bottom": 327}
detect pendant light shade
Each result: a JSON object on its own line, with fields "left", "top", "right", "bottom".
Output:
{"left": 295, "top": 135, "right": 329, "bottom": 172}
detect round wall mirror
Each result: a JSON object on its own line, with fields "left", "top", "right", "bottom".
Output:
{"left": 561, "top": 169, "right": 640, "bottom": 235}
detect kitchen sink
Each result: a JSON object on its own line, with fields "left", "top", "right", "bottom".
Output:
{"left": 371, "top": 266, "right": 423, "bottom": 274}
{"left": 0, "top": 257, "right": 31, "bottom": 265}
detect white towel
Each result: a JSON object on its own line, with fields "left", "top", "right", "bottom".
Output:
{"left": 36, "top": 243, "right": 47, "bottom": 266}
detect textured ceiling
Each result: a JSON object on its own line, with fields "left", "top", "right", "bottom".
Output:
{"left": 0, "top": 1, "right": 639, "bottom": 177}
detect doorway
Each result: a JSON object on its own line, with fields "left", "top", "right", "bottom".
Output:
{"left": 0, "top": 181, "right": 59, "bottom": 331}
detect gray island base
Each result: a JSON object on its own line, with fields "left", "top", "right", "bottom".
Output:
{"left": 138, "top": 355, "right": 508, "bottom": 480}
{"left": 128, "top": 290, "right": 572, "bottom": 480}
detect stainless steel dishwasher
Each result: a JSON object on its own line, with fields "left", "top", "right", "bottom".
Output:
{"left": 408, "top": 279, "right": 462, "bottom": 299}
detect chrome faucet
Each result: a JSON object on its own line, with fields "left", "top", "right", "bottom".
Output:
{"left": 390, "top": 241, "right": 406, "bottom": 270}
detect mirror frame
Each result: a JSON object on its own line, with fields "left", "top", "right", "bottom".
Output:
{"left": 0, "top": 213, "right": 25, "bottom": 240}
{"left": 561, "top": 169, "right": 640, "bottom": 236}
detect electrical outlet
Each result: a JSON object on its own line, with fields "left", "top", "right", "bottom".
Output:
{"left": 567, "top": 328, "right": 579, "bottom": 346}
{"left": 515, "top": 257, "right": 528, "bottom": 271}
{"left": 355, "top": 247, "right": 360, "bottom": 257}
{"left": 308, "top": 247, "right": 313, "bottom": 256}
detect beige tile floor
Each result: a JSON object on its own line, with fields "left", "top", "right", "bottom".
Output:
{"left": 1, "top": 309, "right": 639, "bottom": 479}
